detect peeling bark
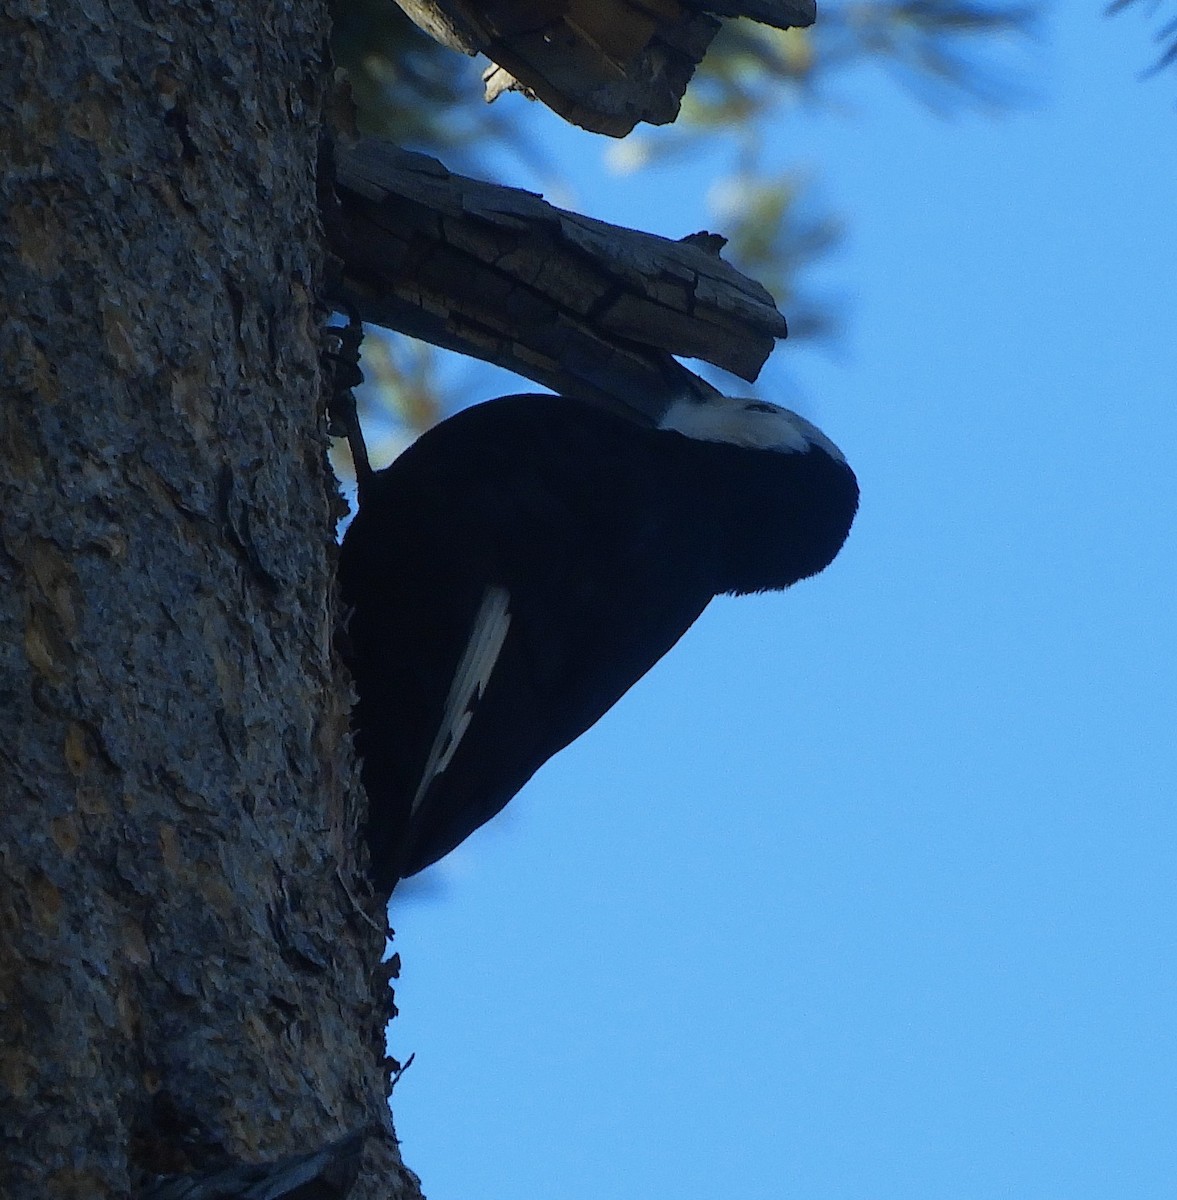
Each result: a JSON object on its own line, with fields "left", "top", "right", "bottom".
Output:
{"left": 141, "top": 1128, "right": 368, "bottom": 1199}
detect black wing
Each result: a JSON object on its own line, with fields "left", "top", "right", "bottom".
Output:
{"left": 339, "top": 396, "right": 717, "bottom": 888}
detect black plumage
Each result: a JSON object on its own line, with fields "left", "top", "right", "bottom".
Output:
{"left": 338, "top": 392, "right": 858, "bottom": 893}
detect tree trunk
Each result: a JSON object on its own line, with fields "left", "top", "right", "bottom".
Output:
{"left": 0, "top": 0, "right": 416, "bottom": 1195}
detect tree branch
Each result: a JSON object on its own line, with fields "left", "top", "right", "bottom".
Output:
{"left": 392, "top": 0, "right": 817, "bottom": 135}
{"left": 326, "top": 139, "right": 789, "bottom": 423}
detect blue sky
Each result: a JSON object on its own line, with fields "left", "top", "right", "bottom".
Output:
{"left": 381, "top": 9, "right": 1177, "bottom": 1198}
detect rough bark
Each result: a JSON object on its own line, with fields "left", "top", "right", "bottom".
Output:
{"left": 0, "top": 1, "right": 417, "bottom": 1197}
{"left": 394, "top": 0, "right": 817, "bottom": 135}
{"left": 327, "top": 139, "right": 788, "bottom": 422}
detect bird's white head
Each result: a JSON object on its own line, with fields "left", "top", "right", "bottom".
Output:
{"left": 658, "top": 394, "right": 848, "bottom": 465}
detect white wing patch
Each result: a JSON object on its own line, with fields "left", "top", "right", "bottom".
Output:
{"left": 410, "top": 584, "right": 512, "bottom": 818}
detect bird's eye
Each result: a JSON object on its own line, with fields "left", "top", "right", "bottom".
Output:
{"left": 744, "top": 402, "right": 776, "bottom": 413}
